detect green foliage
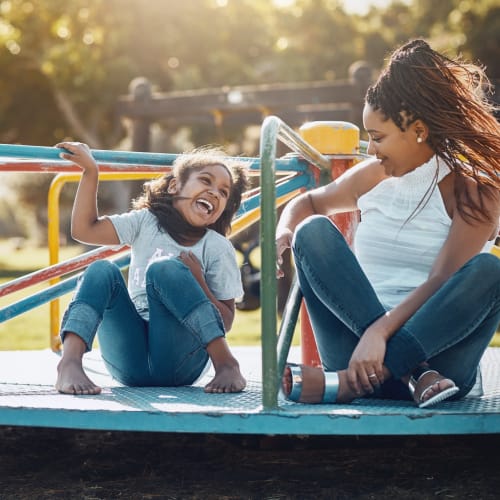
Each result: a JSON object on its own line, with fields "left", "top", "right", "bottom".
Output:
{"left": 0, "top": 0, "right": 497, "bottom": 148}
{"left": 1, "top": 0, "right": 498, "bottom": 241}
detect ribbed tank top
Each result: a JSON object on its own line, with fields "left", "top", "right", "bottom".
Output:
{"left": 354, "top": 156, "right": 452, "bottom": 309}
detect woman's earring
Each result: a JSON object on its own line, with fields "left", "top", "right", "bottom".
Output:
{"left": 417, "top": 137, "right": 423, "bottom": 144}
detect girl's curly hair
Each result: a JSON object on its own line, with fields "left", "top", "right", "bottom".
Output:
{"left": 133, "top": 148, "right": 249, "bottom": 244}
{"left": 366, "top": 39, "right": 500, "bottom": 224}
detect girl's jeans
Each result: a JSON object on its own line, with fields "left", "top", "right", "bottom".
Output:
{"left": 293, "top": 216, "right": 500, "bottom": 400}
{"left": 60, "top": 258, "right": 225, "bottom": 386}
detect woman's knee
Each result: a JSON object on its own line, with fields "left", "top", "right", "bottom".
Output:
{"left": 464, "top": 253, "right": 500, "bottom": 284}
{"left": 293, "top": 215, "right": 344, "bottom": 255}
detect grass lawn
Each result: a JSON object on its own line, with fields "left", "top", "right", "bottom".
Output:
{"left": 0, "top": 239, "right": 292, "bottom": 351}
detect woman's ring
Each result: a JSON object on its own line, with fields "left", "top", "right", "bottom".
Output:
{"left": 368, "top": 373, "right": 377, "bottom": 378}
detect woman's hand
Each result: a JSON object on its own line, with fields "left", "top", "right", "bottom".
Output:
{"left": 276, "top": 228, "right": 294, "bottom": 278}
{"left": 347, "top": 326, "right": 387, "bottom": 395}
{"left": 56, "top": 142, "right": 98, "bottom": 173}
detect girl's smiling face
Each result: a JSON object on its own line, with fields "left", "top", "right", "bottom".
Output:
{"left": 169, "top": 164, "right": 232, "bottom": 227}
{"left": 363, "top": 103, "right": 434, "bottom": 177}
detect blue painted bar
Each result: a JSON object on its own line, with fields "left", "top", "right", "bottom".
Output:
{"left": 236, "top": 173, "right": 313, "bottom": 216}
{"left": 0, "top": 254, "right": 131, "bottom": 322}
{"left": 0, "top": 143, "right": 310, "bottom": 172}
{"left": 0, "top": 407, "right": 499, "bottom": 435}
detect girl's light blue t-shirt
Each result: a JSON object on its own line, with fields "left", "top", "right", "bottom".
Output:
{"left": 107, "top": 208, "right": 244, "bottom": 319}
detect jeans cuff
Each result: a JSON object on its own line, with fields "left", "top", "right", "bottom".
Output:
{"left": 182, "top": 300, "right": 225, "bottom": 347}
{"left": 60, "top": 302, "right": 101, "bottom": 352}
{"left": 385, "top": 327, "right": 427, "bottom": 379}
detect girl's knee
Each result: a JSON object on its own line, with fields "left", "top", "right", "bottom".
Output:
{"left": 146, "top": 257, "right": 187, "bottom": 283}
{"left": 83, "top": 259, "right": 122, "bottom": 283}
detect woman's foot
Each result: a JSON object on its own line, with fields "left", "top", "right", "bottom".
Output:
{"left": 409, "top": 369, "right": 459, "bottom": 408}
{"left": 281, "top": 365, "right": 363, "bottom": 404}
{"left": 56, "top": 357, "right": 102, "bottom": 395}
{"left": 204, "top": 362, "right": 246, "bottom": 393}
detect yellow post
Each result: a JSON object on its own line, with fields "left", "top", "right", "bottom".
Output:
{"left": 299, "top": 120, "right": 360, "bottom": 155}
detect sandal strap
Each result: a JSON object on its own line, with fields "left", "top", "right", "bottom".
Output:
{"left": 409, "top": 369, "right": 438, "bottom": 393}
{"left": 322, "top": 371, "right": 339, "bottom": 403}
{"left": 286, "top": 365, "right": 339, "bottom": 404}
{"left": 288, "top": 365, "right": 303, "bottom": 401}
{"left": 409, "top": 368, "right": 459, "bottom": 407}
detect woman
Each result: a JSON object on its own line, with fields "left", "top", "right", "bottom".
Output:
{"left": 277, "top": 39, "right": 500, "bottom": 408}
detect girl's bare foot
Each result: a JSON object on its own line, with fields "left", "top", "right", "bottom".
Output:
{"left": 55, "top": 333, "right": 101, "bottom": 395}
{"left": 56, "top": 357, "right": 102, "bottom": 395}
{"left": 204, "top": 337, "right": 246, "bottom": 393}
{"left": 204, "top": 363, "right": 246, "bottom": 393}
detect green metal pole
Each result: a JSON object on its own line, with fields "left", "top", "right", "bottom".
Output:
{"left": 259, "top": 116, "right": 280, "bottom": 410}
{"left": 276, "top": 277, "right": 302, "bottom": 380}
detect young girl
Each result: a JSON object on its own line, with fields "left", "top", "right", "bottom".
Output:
{"left": 277, "top": 39, "right": 500, "bottom": 408}
{"left": 55, "top": 142, "right": 248, "bottom": 395}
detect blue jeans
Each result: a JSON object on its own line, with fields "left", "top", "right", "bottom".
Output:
{"left": 292, "top": 215, "right": 500, "bottom": 400}
{"left": 60, "top": 258, "right": 225, "bottom": 386}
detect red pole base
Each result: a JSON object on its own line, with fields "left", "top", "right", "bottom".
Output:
{"left": 300, "top": 158, "right": 359, "bottom": 366}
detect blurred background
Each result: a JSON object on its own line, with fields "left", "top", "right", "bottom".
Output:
{"left": 0, "top": 0, "right": 498, "bottom": 243}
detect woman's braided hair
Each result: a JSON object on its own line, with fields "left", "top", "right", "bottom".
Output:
{"left": 366, "top": 39, "right": 500, "bottom": 224}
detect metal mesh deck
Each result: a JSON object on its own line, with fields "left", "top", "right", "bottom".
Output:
{"left": 1, "top": 347, "right": 499, "bottom": 435}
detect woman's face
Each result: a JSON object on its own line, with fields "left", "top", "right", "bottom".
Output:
{"left": 362, "top": 103, "right": 432, "bottom": 177}
{"left": 170, "top": 164, "right": 232, "bottom": 227}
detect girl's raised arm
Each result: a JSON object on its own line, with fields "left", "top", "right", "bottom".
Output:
{"left": 56, "top": 142, "right": 120, "bottom": 246}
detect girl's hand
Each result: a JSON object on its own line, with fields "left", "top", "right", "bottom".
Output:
{"left": 178, "top": 251, "right": 204, "bottom": 285}
{"left": 56, "top": 142, "right": 98, "bottom": 173}
{"left": 276, "top": 228, "right": 294, "bottom": 278}
{"left": 347, "top": 327, "right": 387, "bottom": 395}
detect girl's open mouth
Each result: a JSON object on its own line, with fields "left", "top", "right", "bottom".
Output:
{"left": 196, "top": 198, "right": 214, "bottom": 214}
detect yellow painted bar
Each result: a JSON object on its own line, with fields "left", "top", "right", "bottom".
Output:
{"left": 47, "top": 172, "right": 163, "bottom": 351}
{"left": 47, "top": 170, "right": 301, "bottom": 350}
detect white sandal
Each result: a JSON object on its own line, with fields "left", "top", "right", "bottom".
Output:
{"left": 409, "top": 368, "right": 459, "bottom": 408}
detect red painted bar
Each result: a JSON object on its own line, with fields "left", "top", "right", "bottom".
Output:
{"left": 0, "top": 245, "right": 129, "bottom": 297}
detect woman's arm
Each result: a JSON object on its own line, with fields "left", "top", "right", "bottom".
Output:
{"left": 56, "top": 142, "right": 120, "bottom": 246}
{"left": 276, "top": 157, "right": 385, "bottom": 276}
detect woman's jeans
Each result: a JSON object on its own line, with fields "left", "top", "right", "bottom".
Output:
{"left": 293, "top": 216, "right": 500, "bottom": 400}
{"left": 60, "top": 258, "right": 225, "bottom": 386}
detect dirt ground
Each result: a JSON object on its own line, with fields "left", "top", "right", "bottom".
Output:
{"left": 0, "top": 427, "right": 499, "bottom": 499}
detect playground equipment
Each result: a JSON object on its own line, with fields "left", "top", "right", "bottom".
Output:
{"left": 0, "top": 117, "right": 499, "bottom": 435}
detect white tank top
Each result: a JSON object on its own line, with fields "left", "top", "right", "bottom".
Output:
{"left": 355, "top": 156, "right": 452, "bottom": 309}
